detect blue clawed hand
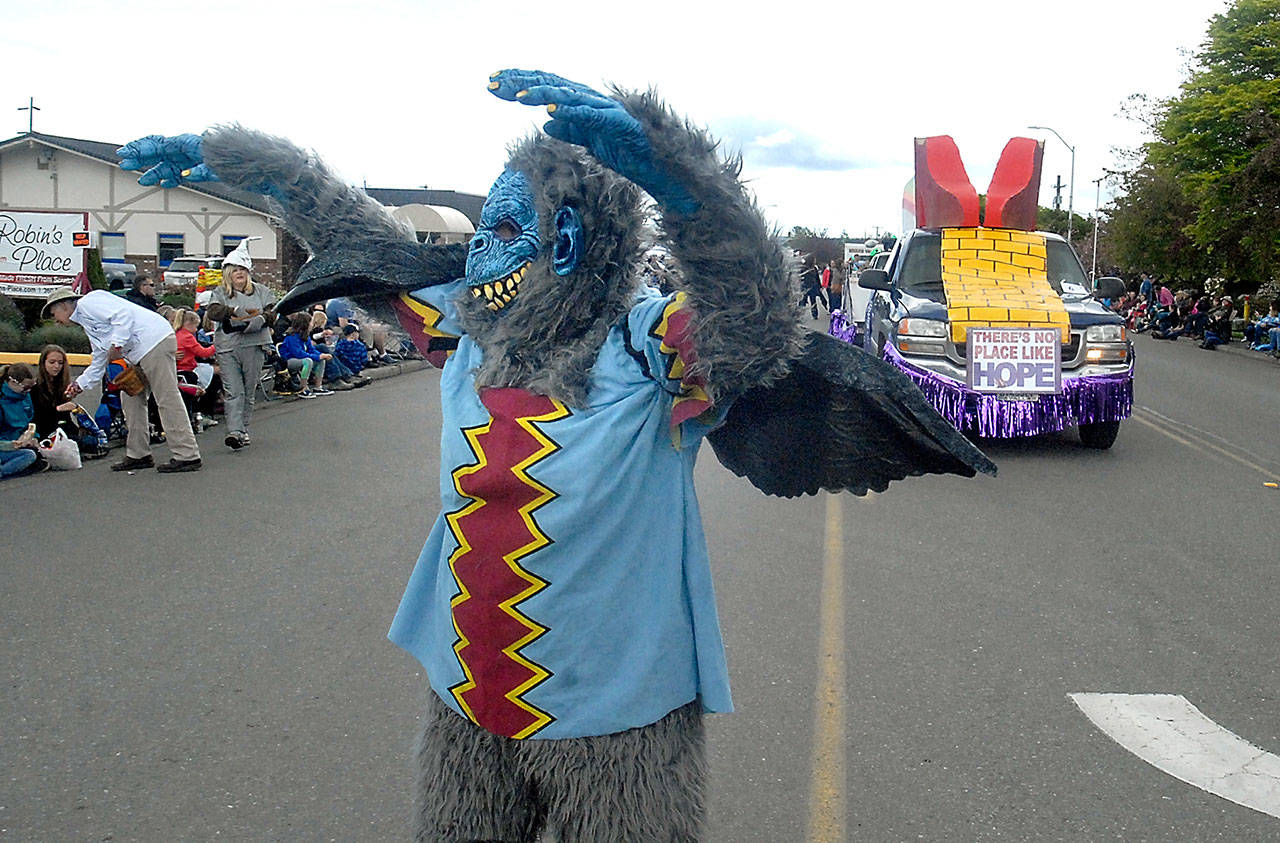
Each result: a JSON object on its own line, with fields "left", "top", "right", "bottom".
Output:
{"left": 117, "top": 133, "right": 218, "bottom": 188}
{"left": 488, "top": 69, "right": 697, "bottom": 214}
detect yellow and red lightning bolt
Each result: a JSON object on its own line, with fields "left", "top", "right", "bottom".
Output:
{"left": 445, "top": 388, "right": 570, "bottom": 739}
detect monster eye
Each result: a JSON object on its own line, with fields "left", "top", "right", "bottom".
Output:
{"left": 494, "top": 219, "right": 520, "bottom": 242}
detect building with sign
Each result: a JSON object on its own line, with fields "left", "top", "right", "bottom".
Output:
{"left": 0, "top": 132, "right": 483, "bottom": 297}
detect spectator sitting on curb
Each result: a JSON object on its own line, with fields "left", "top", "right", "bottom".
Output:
{"left": 280, "top": 312, "right": 333, "bottom": 398}
{"left": 1198, "top": 296, "right": 1236, "bottom": 350}
{"left": 1245, "top": 302, "right": 1280, "bottom": 350}
{"left": 31, "top": 345, "right": 89, "bottom": 453}
{"left": 325, "top": 296, "right": 397, "bottom": 365}
{"left": 307, "top": 310, "right": 356, "bottom": 390}
{"left": 0, "top": 363, "right": 47, "bottom": 478}
{"left": 0, "top": 363, "right": 47, "bottom": 477}
{"left": 334, "top": 324, "right": 372, "bottom": 386}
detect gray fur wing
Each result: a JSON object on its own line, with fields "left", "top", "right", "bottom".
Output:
{"left": 707, "top": 333, "right": 997, "bottom": 497}
{"left": 203, "top": 124, "right": 414, "bottom": 259}
{"left": 277, "top": 242, "right": 468, "bottom": 313}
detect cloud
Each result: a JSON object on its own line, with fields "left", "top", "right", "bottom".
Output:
{"left": 712, "top": 118, "right": 886, "bottom": 172}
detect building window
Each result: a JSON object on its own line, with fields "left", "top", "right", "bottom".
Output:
{"left": 157, "top": 233, "right": 185, "bottom": 267}
{"left": 100, "top": 232, "right": 126, "bottom": 263}
{"left": 221, "top": 235, "right": 246, "bottom": 255}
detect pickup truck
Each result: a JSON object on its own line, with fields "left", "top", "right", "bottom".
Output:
{"left": 838, "top": 227, "right": 1133, "bottom": 448}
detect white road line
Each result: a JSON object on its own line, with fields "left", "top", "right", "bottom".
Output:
{"left": 1070, "top": 693, "right": 1280, "bottom": 820}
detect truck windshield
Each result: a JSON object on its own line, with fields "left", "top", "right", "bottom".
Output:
{"left": 897, "top": 231, "right": 1087, "bottom": 301}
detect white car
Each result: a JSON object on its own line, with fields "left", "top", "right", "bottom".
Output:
{"left": 163, "top": 255, "right": 223, "bottom": 288}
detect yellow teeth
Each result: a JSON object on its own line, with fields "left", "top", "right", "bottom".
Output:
{"left": 477, "top": 264, "right": 530, "bottom": 312}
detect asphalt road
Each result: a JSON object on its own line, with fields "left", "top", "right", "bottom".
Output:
{"left": 3, "top": 329, "right": 1278, "bottom": 841}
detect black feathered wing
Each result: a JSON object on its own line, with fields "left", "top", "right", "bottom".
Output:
{"left": 707, "top": 332, "right": 996, "bottom": 497}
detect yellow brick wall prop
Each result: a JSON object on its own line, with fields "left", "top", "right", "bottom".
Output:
{"left": 941, "top": 227, "right": 1069, "bottom": 343}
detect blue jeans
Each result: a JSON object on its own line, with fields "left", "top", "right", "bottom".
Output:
{"left": 1201, "top": 330, "right": 1226, "bottom": 348}
{"left": 0, "top": 448, "right": 37, "bottom": 478}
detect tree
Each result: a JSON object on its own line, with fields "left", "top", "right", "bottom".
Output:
{"left": 1103, "top": 0, "right": 1280, "bottom": 292}
{"left": 1102, "top": 160, "right": 1212, "bottom": 284}
{"left": 1147, "top": 0, "right": 1280, "bottom": 289}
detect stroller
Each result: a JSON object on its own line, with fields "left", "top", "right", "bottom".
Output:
{"left": 95, "top": 359, "right": 129, "bottom": 444}
{"left": 69, "top": 404, "right": 110, "bottom": 459}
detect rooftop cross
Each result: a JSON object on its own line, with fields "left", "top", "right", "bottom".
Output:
{"left": 18, "top": 97, "right": 40, "bottom": 133}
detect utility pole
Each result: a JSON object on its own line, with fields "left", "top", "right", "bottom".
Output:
{"left": 1052, "top": 176, "right": 1064, "bottom": 211}
{"left": 18, "top": 97, "right": 39, "bottom": 133}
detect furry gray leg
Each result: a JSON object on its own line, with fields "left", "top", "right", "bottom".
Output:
{"left": 414, "top": 692, "right": 544, "bottom": 843}
{"left": 519, "top": 700, "right": 706, "bottom": 842}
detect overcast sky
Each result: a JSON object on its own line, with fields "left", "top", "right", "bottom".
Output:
{"left": 6, "top": 0, "right": 1228, "bottom": 237}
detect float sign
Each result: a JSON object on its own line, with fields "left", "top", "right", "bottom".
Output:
{"left": 0, "top": 210, "right": 90, "bottom": 298}
{"left": 967, "top": 327, "right": 1061, "bottom": 394}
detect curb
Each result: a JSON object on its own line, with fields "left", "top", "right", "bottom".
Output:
{"left": 361, "top": 358, "right": 430, "bottom": 381}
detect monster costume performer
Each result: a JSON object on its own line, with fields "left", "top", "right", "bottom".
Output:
{"left": 119, "top": 69, "right": 995, "bottom": 841}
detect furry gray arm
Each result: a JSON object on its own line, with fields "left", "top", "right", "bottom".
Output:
{"left": 202, "top": 125, "right": 415, "bottom": 260}
{"left": 616, "top": 92, "right": 806, "bottom": 402}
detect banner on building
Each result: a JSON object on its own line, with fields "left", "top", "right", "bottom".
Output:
{"left": 0, "top": 210, "right": 90, "bottom": 298}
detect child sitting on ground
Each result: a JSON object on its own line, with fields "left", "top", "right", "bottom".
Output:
{"left": 279, "top": 312, "right": 333, "bottom": 398}
{"left": 334, "top": 324, "right": 372, "bottom": 385}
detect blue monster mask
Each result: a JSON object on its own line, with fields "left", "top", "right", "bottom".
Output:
{"left": 465, "top": 169, "right": 582, "bottom": 312}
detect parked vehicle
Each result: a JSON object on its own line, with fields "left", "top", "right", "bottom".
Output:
{"left": 163, "top": 255, "right": 223, "bottom": 287}
{"left": 845, "top": 227, "right": 1132, "bottom": 448}
{"left": 162, "top": 255, "right": 224, "bottom": 308}
{"left": 840, "top": 250, "right": 892, "bottom": 342}
{"left": 101, "top": 262, "right": 136, "bottom": 287}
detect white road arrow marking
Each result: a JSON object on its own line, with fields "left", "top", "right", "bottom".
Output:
{"left": 1071, "top": 693, "right": 1280, "bottom": 820}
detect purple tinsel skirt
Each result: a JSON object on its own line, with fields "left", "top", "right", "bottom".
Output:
{"left": 829, "top": 309, "right": 857, "bottom": 344}
{"left": 880, "top": 343, "right": 1134, "bottom": 438}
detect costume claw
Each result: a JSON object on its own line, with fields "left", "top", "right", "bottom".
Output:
{"left": 547, "top": 104, "right": 557, "bottom": 114}
{"left": 488, "top": 81, "right": 500, "bottom": 91}
{"left": 516, "top": 90, "right": 528, "bottom": 99}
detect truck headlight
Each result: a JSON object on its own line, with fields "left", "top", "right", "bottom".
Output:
{"left": 898, "top": 318, "right": 948, "bottom": 338}
{"left": 1085, "top": 324, "right": 1125, "bottom": 343}
{"left": 895, "top": 319, "right": 949, "bottom": 356}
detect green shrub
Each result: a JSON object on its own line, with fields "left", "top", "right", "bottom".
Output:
{"left": 86, "top": 248, "right": 106, "bottom": 290}
{"left": 24, "top": 323, "right": 90, "bottom": 354}
{"left": 0, "top": 295, "right": 22, "bottom": 328}
{"left": 161, "top": 291, "right": 195, "bottom": 309}
{"left": 0, "top": 322, "right": 21, "bottom": 352}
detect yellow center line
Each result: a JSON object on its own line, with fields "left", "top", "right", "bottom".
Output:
{"left": 1131, "top": 410, "right": 1280, "bottom": 481}
{"left": 809, "top": 491, "right": 853, "bottom": 842}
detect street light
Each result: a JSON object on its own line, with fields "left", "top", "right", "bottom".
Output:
{"left": 1028, "top": 125, "right": 1074, "bottom": 245}
{"left": 1091, "top": 175, "right": 1104, "bottom": 279}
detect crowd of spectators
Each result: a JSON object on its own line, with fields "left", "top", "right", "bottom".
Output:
{"left": 1108, "top": 274, "right": 1279, "bottom": 358}
{"left": 1, "top": 268, "right": 415, "bottom": 479}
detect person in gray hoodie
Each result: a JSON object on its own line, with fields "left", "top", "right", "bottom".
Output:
{"left": 204, "top": 240, "right": 275, "bottom": 449}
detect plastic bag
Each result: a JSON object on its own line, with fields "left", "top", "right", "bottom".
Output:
{"left": 39, "top": 428, "right": 82, "bottom": 471}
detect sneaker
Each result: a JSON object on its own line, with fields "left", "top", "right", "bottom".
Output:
{"left": 241, "top": 434, "right": 251, "bottom": 446}
{"left": 111, "top": 454, "right": 154, "bottom": 471}
{"left": 156, "top": 457, "right": 202, "bottom": 473}
{"left": 203, "top": 417, "right": 219, "bottom": 427}
{"left": 225, "top": 433, "right": 245, "bottom": 450}
{"left": 298, "top": 389, "right": 317, "bottom": 399}
{"left": 313, "top": 386, "right": 334, "bottom": 396}
{"left": 353, "top": 375, "right": 372, "bottom": 388}
{"left": 329, "top": 379, "right": 355, "bottom": 391}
